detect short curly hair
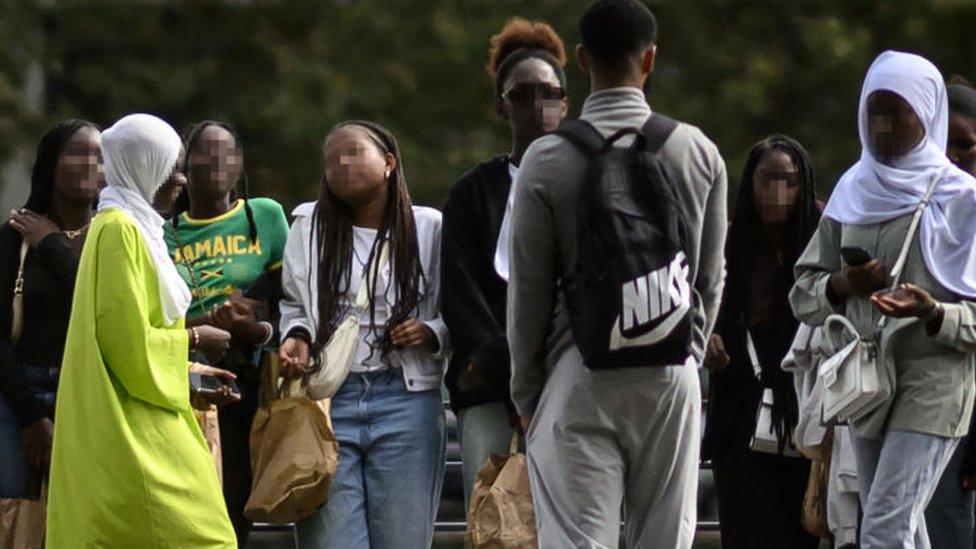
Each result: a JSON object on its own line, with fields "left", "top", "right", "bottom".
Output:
{"left": 488, "top": 18, "right": 567, "bottom": 78}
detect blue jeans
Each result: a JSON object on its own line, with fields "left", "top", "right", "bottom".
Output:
{"left": 0, "top": 393, "right": 28, "bottom": 498}
{"left": 0, "top": 366, "right": 56, "bottom": 499}
{"left": 457, "top": 402, "right": 513, "bottom": 513}
{"left": 296, "top": 370, "right": 446, "bottom": 549}
{"left": 852, "top": 430, "right": 959, "bottom": 549}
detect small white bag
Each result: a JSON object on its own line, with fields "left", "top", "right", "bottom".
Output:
{"left": 306, "top": 242, "right": 389, "bottom": 400}
{"left": 747, "top": 330, "right": 799, "bottom": 456}
{"left": 818, "top": 169, "right": 942, "bottom": 424}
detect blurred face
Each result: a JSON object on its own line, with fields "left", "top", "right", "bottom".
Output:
{"left": 948, "top": 112, "right": 976, "bottom": 176}
{"left": 866, "top": 90, "right": 925, "bottom": 164}
{"left": 322, "top": 126, "right": 395, "bottom": 207}
{"left": 152, "top": 147, "right": 187, "bottom": 214}
{"left": 501, "top": 58, "right": 568, "bottom": 138}
{"left": 752, "top": 149, "right": 800, "bottom": 226}
{"left": 187, "top": 125, "right": 242, "bottom": 199}
{"left": 54, "top": 126, "right": 102, "bottom": 205}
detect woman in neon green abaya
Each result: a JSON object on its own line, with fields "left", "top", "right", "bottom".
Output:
{"left": 46, "top": 114, "right": 237, "bottom": 548}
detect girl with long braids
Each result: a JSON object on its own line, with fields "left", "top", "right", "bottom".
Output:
{"left": 0, "top": 120, "right": 101, "bottom": 498}
{"left": 164, "top": 120, "right": 290, "bottom": 546}
{"left": 278, "top": 120, "right": 449, "bottom": 548}
{"left": 703, "top": 135, "right": 821, "bottom": 548}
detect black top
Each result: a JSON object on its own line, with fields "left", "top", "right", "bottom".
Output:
{"left": 0, "top": 223, "right": 82, "bottom": 426}
{"left": 703, "top": 259, "right": 799, "bottom": 459}
{"left": 441, "top": 155, "right": 513, "bottom": 413}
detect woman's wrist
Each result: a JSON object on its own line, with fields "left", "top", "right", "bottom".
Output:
{"left": 257, "top": 321, "right": 274, "bottom": 346}
{"left": 188, "top": 326, "right": 200, "bottom": 350}
{"left": 827, "top": 272, "right": 850, "bottom": 304}
{"left": 285, "top": 327, "right": 312, "bottom": 346}
{"left": 920, "top": 301, "right": 939, "bottom": 320}
{"left": 923, "top": 301, "right": 944, "bottom": 328}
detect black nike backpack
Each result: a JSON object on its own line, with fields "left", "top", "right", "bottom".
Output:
{"left": 556, "top": 114, "right": 694, "bottom": 369}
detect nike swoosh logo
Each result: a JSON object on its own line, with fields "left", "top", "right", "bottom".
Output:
{"left": 609, "top": 298, "right": 690, "bottom": 350}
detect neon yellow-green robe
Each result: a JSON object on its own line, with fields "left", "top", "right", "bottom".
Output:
{"left": 46, "top": 209, "right": 236, "bottom": 548}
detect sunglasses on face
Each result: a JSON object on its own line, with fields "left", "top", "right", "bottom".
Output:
{"left": 502, "top": 83, "right": 566, "bottom": 105}
{"left": 755, "top": 170, "right": 800, "bottom": 189}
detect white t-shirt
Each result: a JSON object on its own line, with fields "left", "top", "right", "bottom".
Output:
{"left": 348, "top": 226, "right": 391, "bottom": 372}
{"left": 492, "top": 161, "right": 520, "bottom": 281}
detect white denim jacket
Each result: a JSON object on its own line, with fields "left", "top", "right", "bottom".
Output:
{"left": 279, "top": 202, "right": 449, "bottom": 392}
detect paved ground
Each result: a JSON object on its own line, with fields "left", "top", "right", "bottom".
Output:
{"left": 247, "top": 530, "right": 722, "bottom": 548}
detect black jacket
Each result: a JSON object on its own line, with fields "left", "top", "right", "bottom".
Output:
{"left": 0, "top": 224, "right": 82, "bottom": 426}
{"left": 441, "top": 155, "right": 513, "bottom": 413}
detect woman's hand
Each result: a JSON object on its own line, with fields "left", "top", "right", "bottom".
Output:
{"left": 870, "top": 283, "right": 937, "bottom": 318}
{"left": 963, "top": 472, "right": 976, "bottom": 491}
{"left": 209, "top": 292, "right": 268, "bottom": 345}
{"left": 21, "top": 417, "right": 53, "bottom": 473}
{"left": 188, "top": 362, "right": 240, "bottom": 407}
{"left": 831, "top": 260, "right": 887, "bottom": 298}
{"left": 704, "top": 333, "right": 730, "bottom": 373}
{"left": 391, "top": 319, "right": 436, "bottom": 350}
{"left": 192, "top": 325, "right": 232, "bottom": 363}
{"left": 9, "top": 209, "right": 60, "bottom": 248}
{"left": 279, "top": 337, "right": 310, "bottom": 379}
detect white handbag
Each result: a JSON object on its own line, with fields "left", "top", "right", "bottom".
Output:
{"left": 306, "top": 242, "right": 389, "bottom": 400}
{"left": 818, "top": 169, "right": 942, "bottom": 424}
{"left": 818, "top": 314, "right": 887, "bottom": 423}
{"left": 747, "top": 329, "right": 800, "bottom": 456}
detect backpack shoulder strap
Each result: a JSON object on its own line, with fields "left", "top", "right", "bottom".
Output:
{"left": 640, "top": 114, "right": 679, "bottom": 154}
{"left": 554, "top": 119, "right": 604, "bottom": 157}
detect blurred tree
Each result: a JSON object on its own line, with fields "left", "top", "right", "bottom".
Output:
{"left": 1, "top": 0, "right": 975, "bottom": 212}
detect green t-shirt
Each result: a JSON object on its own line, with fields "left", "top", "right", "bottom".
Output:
{"left": 165, "top": 198, "right": 289, "bottom": 318}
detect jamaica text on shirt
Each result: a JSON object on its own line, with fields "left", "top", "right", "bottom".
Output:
{"left": 172, "top": 234, "right": 263, "bottom": 263}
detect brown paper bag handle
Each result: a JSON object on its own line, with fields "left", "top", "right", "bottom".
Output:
{"left": 508, "top": 432, "right": 520, "bottom": 456}
{"left": 275, "top": 377, "right": 305, "bottom": 400}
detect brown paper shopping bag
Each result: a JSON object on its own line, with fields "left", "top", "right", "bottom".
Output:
{"left": 801, "top": 458, "right": 832, "bottom": 539}
{"left": 193, "top": 405, "right": 223, "bottom": 485}
{"left": 465, "top": 434, "right": 536, "bottom": 549}
{"left": 0, "top": 480, "right": 46, "bottom": 549}
{"left": 244, "top": 374, "right": 338, "bottom": 524}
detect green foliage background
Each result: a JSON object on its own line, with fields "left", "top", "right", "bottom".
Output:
{"left": 2, "top": 0, "right": 976, "bottom": 212}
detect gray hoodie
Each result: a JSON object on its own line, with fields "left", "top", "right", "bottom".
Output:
{"left": 507, "top": 87, "right": 728, "bottom": 416}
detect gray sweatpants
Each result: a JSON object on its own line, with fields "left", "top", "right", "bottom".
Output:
{"left": 851, "top": 430, "right": 960, "bottom": 549}
{"left": 525, "top": 353, "right": 701, "bottom": 549}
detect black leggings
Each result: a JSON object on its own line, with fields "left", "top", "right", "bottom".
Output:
{"left": 712, "top": 447, "right": 820, "bottom": 549}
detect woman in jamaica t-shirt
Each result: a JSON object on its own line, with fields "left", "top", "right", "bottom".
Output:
{"left": 164, "top": 120, "right": 289, "bottom": 545}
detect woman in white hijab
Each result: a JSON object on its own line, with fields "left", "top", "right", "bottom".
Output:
{"left": 791, "top": 51, "right": 976, "bottom": 548}
{"left": 46, "top": 114, "right": 237, "bottom": 548}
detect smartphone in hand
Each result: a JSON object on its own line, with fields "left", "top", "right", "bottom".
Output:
{"left": 840, "top": 246, "right": 872, "bottom": 267}
{"left": 189, "top": 373, "right": 241, "bottom": 398}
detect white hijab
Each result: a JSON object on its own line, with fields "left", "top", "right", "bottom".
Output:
{"left": 823, "top": 51, "right": 976, "bottom": 298}
{"left": 97, "top": 114, "right": 191, "bottom": 325}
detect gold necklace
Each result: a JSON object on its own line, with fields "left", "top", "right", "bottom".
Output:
{"left": 63, "top": 224, "right": 90, "bottom": 240}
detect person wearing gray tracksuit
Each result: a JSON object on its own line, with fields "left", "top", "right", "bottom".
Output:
{"left": 506, "top": 2, "right": 728, "bottom": 548}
